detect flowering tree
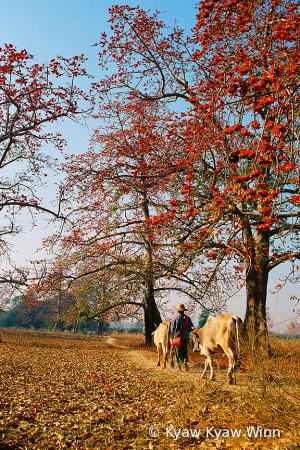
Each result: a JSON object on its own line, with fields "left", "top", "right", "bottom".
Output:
{"left": 42, "top": 98, "right": 231, "bottom": 343}
{"left": 92, "top": 1, "right": 300, "bottom": 345}
{"left": 44, "top": 99, "right": 189, "bottom": 343}
{"left": 0, "top": 44, "right": 89, "bottom": 282}
{"left": 0, "top": 285, "right": 14, "bottom": 311}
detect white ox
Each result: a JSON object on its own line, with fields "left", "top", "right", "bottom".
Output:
{"left": 152, "top": 322, "right": 174, "bottom": 369}
{"left": 189, "top": 313, "right": 244, "bottom": 384}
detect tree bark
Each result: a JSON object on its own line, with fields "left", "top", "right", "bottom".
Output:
{"left": 238, "top": 192, "right": 270, "bottom": 350}
{"left": 143, "top": 283, "right": 162, "bottom": 346}
{"left": 97, "top": 319, "right": 104, "bottom": 335}
{"left": 141, "top": 187, "right": 162, "bottom": 345}
{"left": 244, "top": 228, "right": 269, "bottom": 350}
{"left": 244, "top": 265, "right": 269, "bottom": 349}
{"left": 54, "top": 291, "right": 64, "bottom": 331}
{"left": 72, "top": 318, "right": 78, "bottom": 333}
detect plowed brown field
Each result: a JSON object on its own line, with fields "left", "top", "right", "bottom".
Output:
{"left": 0, "top": 329, "right": 299, "bottom": 449}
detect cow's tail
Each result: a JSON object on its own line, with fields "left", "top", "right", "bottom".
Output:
{"left": 166, "top": 322, "right": 174, "bottom": 364}
{"left": 232, "top": 316, "right": 243, "bottom": 367}
{"left": 151, "top": 323, "right": 160, "bottom": 335}
{"left": 235, "top": 319, "right": 240, "bottom": 357}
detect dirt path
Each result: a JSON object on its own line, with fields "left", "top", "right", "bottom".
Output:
{"left": 104, "top": 338, "right": 251, "bottom": 395}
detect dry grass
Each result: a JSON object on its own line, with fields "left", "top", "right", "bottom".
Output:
{"left": 0, "top": 328, "right": 299, "bottom": 449}
{"left": 107, "top": 331, "right": 145, "bottom": 348}
{"left": 270, "top": 335, "right": 300, "bottom": 361}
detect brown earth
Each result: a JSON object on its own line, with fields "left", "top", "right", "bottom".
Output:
{"left": 0, "top": 329, "right": 299, "bottom": 450}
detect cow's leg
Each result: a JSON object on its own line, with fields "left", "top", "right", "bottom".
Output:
{"left": 201, "top": 350, "right": 214, "bottom": 380}
{"left": 201, "top": 354, "right": 214, "bottom": 380}
{"left": 227, "top": 361, "right": 236, "bottom": 385}
{"left": 157, "top": 344, "right": 161, "bottom": 366}
{"left": 224, "top": 347, "right": 236, "bottom": 384}
{"left": 163, "top": 347, "right": 168, "bottom": 369}
{"left": 170, "top": 346, "right": 174, "bottom": 369}
{"left": 163, "top": 353, "right": 167, "bottom": 369}
{"left": 201, "top": 359, "right": 209, "bottom": 378}
{"left": 208, "top": 353, "right": 215, "bottom": 380}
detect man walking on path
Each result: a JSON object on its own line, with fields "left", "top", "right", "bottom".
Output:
{"left": 171, "top": 304, "right": 194, "bottom": 372}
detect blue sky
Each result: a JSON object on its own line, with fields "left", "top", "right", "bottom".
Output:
{"left": 2, "top": 0, "right": 197, "bottom": 68}
{"left": 1, "top": 0, "right": 199, "bottom": 162}
{"left": 1, "top": 0, "right": 299, "bottom": 328}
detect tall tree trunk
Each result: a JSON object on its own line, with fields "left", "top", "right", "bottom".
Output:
{"left": 244, "top": 265, "right": 269, "bottom": 349}
{"left": 54, "top": 290, "right": 63, "bottom": 331}
{"left": 97, "top": 319, "right": 104, "bottom": 335}
{"left": 143, "top": 282, "right": 162, "bottom": 346}
{"left": 243, "top": 227, "right": 269, "bottom": 350}
{"left": 239, "top": 191, "right": 270, "bottom": 349}
{"left": 141, "top": 187, "right": 162, "bottom": 345}
{"left": 72, "top": 318, "right": 78, "bottom": 333}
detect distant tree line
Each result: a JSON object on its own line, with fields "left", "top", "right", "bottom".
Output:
{"left": 0, "top": 295, "right": 109, "bottom": 334}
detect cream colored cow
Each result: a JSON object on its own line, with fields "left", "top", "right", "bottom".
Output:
{"left": 189, "top": 313, "right": 243, "bottom": 384}
{"left": 152, "top": 322, "right": 174, "bottom": 369}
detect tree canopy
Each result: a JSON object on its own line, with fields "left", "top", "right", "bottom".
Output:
{"left": 4, "top": 1, "right": 300, "bottom": 345}
{"left": 0, "top": 44, "right": 89, "bottom": 284}
{"left": 86, "top": 0, "right": 300, "bottom": 344}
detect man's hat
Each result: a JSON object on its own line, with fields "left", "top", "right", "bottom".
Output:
{"left": 174, "top": 303, "right": 187, "bottom": 312}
